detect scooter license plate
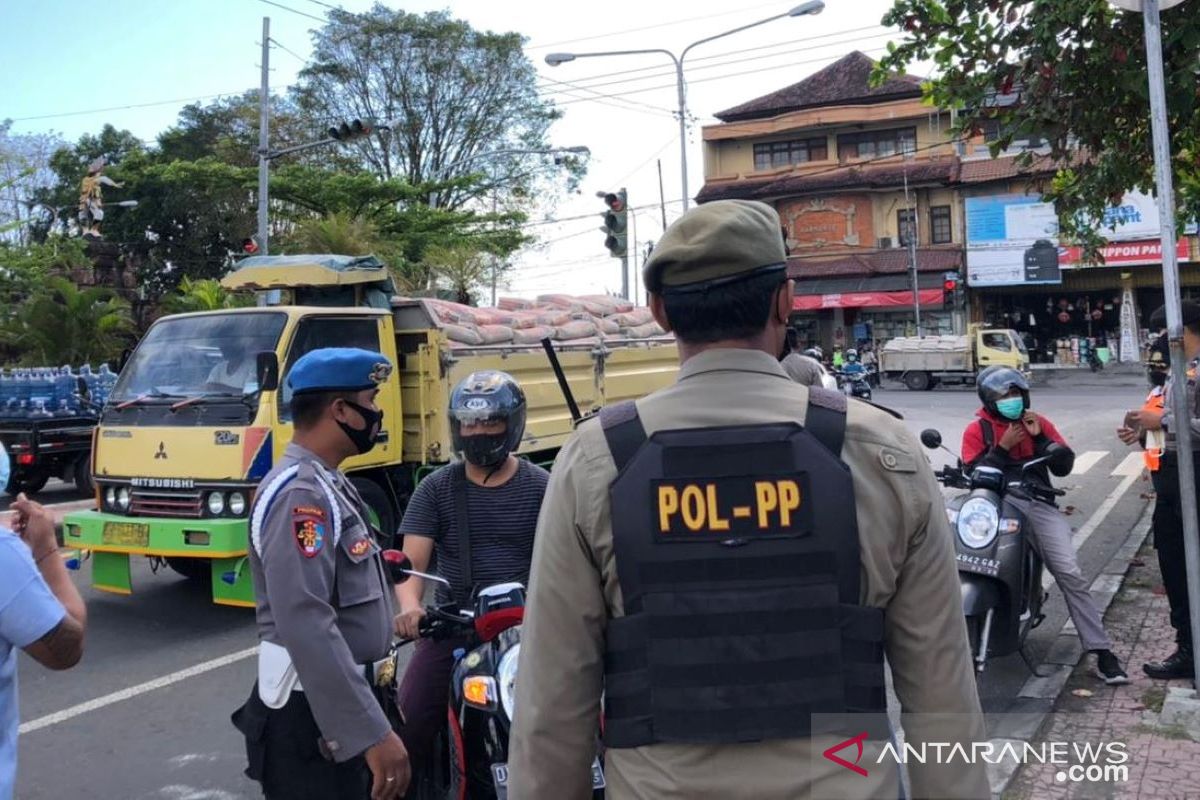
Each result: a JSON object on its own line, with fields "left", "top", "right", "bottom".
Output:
{"left": 957, "top": 552, "right": 1001, "bottom": 577}
{"left": 491, "top": 757, "right": 605, "bottom": 798}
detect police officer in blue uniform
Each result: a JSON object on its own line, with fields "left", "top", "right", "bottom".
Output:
{"left": 232, "top": 347, "right": 409, "bottom": 800}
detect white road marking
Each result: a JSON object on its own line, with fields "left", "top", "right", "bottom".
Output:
{"left": 1040, "top": 470, "right": 1142, "bottom": 589}
{"left": 168, "top": 753, "right": 222, "bottom": 769}
{"left": 1069, "top": 451, "right": 1108, "bottom": 476}
{"left": 18, "top": 646, "right": 256, "bottom": 735}
{"left": 1110, "top": 451, "right": 1145, "bottom": 477}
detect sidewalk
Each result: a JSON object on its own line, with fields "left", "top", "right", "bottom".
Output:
{"left": 1003, "top": 537, "right": 1200, "bottom": 799}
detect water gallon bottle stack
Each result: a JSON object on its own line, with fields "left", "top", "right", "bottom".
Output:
{"left": 0, "top": 364, "right": 116, "bottom": 420}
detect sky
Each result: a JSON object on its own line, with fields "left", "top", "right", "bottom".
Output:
{"left": 1, "top": 0, "right": 914, "bottom": 303}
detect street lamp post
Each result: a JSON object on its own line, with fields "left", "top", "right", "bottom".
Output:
{"left": 545, "top": 1, "right": 824, "bottom": 213}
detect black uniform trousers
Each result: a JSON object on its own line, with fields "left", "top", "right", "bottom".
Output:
{"left": 232, "top": 682, "right": 402, "bottom": 800}
{"left": 1152, "top": 452, "right": 1200, "bottom": 648}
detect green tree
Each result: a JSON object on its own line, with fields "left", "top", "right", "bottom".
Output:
{"left": 161, "top": 276, "right": 253, "bottom": 314}
{"left": 877, "top": 0, "right": 1200, "bottom": 250}
{"left": 3, "top": 276, "right": 132, "bottom": 365}
{"left": 424, "top": 243, "right": 497, "bottom": 305}
{"left": 293, "top": 5, "right": 582, "bottom": 211}
{"left": 281, "top": 211, "right": 381, "bottom": 256}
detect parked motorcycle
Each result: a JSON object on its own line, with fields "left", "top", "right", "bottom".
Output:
{"left": 383, "top": 551, "right": 606, "bottom": 800}
{"left": 919, "top": 429, "right": 1071, "bottom": 673}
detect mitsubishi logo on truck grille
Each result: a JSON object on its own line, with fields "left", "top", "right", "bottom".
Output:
{"left": 154, "top": 442, "right": 168, "bottom": 460}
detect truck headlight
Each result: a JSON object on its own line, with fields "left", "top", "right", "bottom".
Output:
{"left": 228, "top": 492, "right": 247, "bottom": 516}
{"left": 498, "top": 643, "right": 520, "bottom": 722}
{"left": 116, "top": 487, "right": 131, "bottom": 510}
{"left": 957, "top": 497, "right": 999, "bottom": 549}
{"left": 105, "top": 487, "right": 117, "bottom": 509}
{"left": 207, "top": 492, "right": 226, "bottom": 516}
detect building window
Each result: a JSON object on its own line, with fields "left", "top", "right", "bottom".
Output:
{"left": 897, "top": 209, "right": 917, "bottom": 246}
{"left": 837, "top": 127, "right": 917, "bottom": 162}
{"left": 752, "top": 138, "right": 828, "bottom": 170}
{"left": 930, "top": 206, "right": 952, "bottom": 244}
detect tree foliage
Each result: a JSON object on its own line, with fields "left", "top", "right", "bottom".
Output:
{"left": 2, "top": 276, "right": 132, "bottom": 365}
{"left": 161, "top": 276, "right": 253, "bottom": 315}
{"left": 424, "top": 243, "right": 495, "bottom": 305}
{"left": 293, "top": 4, "right": 581, "bottom": 210}
{"left": 877, "top": 0, "right": 1200, "bottom": 248}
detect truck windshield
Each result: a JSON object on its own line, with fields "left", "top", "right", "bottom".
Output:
{"left": 110, "top": 313, "right": 287, "bottom": 403}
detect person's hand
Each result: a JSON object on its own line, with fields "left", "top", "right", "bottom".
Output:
{"left": 998, "top": 423, "right": 1026, "bottom": 451}
{"left": 1129, "top": 409, "right": 1164, "bottom": 431}
{"left": 1021, "top": 411, "right": 1042, "bottom": 437}
{"left": 394, "top": 606, "right": 426, "bottom": 640}
{"left": 11, "top": 493, "right": 57, "bottom": 562}
{"left": 1117, "top": 426, "right": 1140, "bottom": 446}
{"left": 364, "top": 730, "right": 410, "bottom": 800}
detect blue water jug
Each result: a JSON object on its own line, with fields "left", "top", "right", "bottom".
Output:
{"left": 79, "top": 365, "right": 97, "bottom": 409}
{"left": 97, "top": 364, "right": 116, "bottom": 407}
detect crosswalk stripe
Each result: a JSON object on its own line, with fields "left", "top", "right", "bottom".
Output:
{"left": 1070, "top": 451, "right": 1108, "bottom": 476}
{"left": 1110, "top": 451, "right": 1144, "bottom": 477}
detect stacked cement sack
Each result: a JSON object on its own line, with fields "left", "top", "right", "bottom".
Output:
{"left": 418, "top": 295, "right": 669, "bottom": 348}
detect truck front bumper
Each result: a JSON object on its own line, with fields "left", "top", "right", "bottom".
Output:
{"left": 62, "top": 510, "right": 254, "bottom": 607}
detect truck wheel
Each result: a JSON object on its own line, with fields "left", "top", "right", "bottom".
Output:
{"left": 351, "top": 477, "right": 397, "bottom": 549}
{"left": 165, "top": 556, "right": 210, "bottom": 582}
{"left": 7, "top": 471, "right": 49, "bottom": 496}
{"left": 903, "top": 371, "right": 930, "bottom": 391}
{"left": 72, "top": 457, "right": 95, "bottom": 495}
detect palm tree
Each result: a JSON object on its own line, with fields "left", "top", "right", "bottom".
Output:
{"left": 425, "top": 243, "right": 492, "bottom": 305}
{"left": 4, "top": 277, "right": 133, "bottom": 365}
{"left": 284, "top": 211, "right": 381, "bottom": 256}
{"left": 162, "top": 276, "right": 252, "bottom": 314}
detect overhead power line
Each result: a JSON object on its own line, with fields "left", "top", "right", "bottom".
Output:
{"left": 270, "top": 38, "right": 310, "bottom": 65}
{"left": 254, "top": 0, "right": 325, "bottom": 23}
{"left": 524, "top": 1, "right": 787, "bottom": 51}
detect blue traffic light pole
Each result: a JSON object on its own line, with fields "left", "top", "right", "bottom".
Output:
{"left": 545, "top": 2, "right": 825, "bottom": 214}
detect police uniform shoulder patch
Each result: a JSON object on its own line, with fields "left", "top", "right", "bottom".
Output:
{"left": 293, "top": 505, "right": 326, "bottom": 520}
{"left": 293, "top": 514, "right": 327, "bottom": 558}
{"left": 349, "top": 538, "right": 371, "bottom": 557}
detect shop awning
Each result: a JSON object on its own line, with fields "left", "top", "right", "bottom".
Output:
{"left": 793, "top": 288, "right": 945, "bottom": 310}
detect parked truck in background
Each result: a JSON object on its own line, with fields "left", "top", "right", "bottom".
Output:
{"left": 880, "top": 325, "right": 1030, "bottom": 390}
{"left": 62, "top": 255, "right": 680, "bottom": 606}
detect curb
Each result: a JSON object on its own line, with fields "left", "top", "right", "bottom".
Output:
{"left": 988, "top": 506, "right": 1154, "bottom": 798}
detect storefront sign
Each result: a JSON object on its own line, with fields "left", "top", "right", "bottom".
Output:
{"left": 780, "top": 194, "right": 874, "bottom": 253}
{"left": 965, "top": 195, "right": 1062, "bottom": 287}
{"left": 1119, "top": 287, "right": 1138, "bottom": 363}
{"left": 793, "top": 289, "right": 943, "bottom": 311}
{"left": 1058, "top": 237, "right": 1188, "bottom": 267}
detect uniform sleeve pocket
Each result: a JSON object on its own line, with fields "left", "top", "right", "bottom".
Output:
{"left": 336, "top": 523, "right": 384, "bottom": 606}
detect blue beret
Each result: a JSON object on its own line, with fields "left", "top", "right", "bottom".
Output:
{"left": 288, "top": 348, "right": 393, "bottom": 395}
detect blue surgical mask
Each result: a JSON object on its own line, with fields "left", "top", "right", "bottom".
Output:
{"left": 996, "top": 397, "right": 1025, "bottom": 420}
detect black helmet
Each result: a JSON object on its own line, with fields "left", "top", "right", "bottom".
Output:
{"left": 449, "top": 370, "right": 526, "bottom": 468}
{"left": 977, "top": 365, "right": 1030, "bottom": 417}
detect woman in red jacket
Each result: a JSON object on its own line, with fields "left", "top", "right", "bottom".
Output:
{"left": 962, "top": 366, "right": 1129, "bottom": 685}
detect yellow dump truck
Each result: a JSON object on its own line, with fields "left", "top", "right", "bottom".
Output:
{"left": 63, "top": 255, "right": 679, "bottom": 606}
{"left": 879, "top": 325, "right": 1031, "bottom": 390}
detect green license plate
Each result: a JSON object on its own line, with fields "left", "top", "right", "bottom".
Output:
{"left": 101, "top": 521, "right": 150, "bottom": 547}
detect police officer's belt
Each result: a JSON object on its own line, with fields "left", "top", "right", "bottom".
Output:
{"left": 597, "top": 389, "right": 886, "bottom": 748}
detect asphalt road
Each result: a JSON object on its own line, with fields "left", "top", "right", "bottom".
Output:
{"left": 13, "top": 383, "right": 1153, "bottom": 799}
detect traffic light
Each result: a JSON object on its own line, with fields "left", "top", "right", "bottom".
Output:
{"left": 600, "top": 189, "right": 628, "bottom": 258}
{"left": 943, "top": 271, "right": 961, "bottom": 305}
{"left": 242, "top": 237, "right": 259, "bottom": 255}
{"left": 328, "top": 118, "right": 374, "bottom": 141}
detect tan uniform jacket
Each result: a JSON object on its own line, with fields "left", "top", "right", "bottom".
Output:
{"left": 508, "top": 348, "right": 988, "bottom": 800}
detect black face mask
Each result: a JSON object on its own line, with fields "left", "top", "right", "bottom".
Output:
{"left": 461, "top": 433, "right": 509, "bottom": 468}
{"left": 337, "top": 400, "right": 383, "bottom": 455}
{"left": 1149, "top": 369, "right": 1168, "bottom": 387}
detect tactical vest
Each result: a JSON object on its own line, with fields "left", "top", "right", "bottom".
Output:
{"left": 599, "top": 389, "right": 886, "bottom": 748}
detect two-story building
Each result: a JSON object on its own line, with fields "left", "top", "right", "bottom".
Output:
{"left": 697, "top": 51, "right": 965, "bottom": 352}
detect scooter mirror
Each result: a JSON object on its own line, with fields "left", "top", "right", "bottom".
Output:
{"left": 920, "top": 429, "right": 943, "bottom": 450}
{"left": 1045, "top": 443, "right": 1073, "bottom": 472}
{"left": 381, "top": 549, "right": 413, "bottom": 584}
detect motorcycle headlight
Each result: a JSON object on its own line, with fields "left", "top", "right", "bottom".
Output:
{"left": 498, "top": 643, "right": 520, "bottom": 722}
{"left": 957, "top": 497, "right": 999, "bottom": 549}
{"left": 228, "top": 491, "right": 247, "bottom": 516}
{"left": 116, "top": 487, "right": 131, "bottom": 511}
{"left": 207, "top": 491, "right": 226, "bottom": 516}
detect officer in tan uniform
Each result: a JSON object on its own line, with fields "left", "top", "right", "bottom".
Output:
{"left": 508, "top": 200, "right": 989, "bottom": 800}
{"left": 231, "top": 348, "right": 410, "bottom": 800}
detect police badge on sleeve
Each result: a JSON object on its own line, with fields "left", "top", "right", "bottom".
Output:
{"left": 293, "top": 514, "right": 327, "bottom": 558}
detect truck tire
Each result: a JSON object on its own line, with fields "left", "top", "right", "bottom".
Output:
{"left": 7, "top": 471, "right": 49, "bottom": 496}
{"left": 351, "top": 477, "right": 397, "bottom": 549}
{"left": 166, "top": 556, "right": 210, "bottom": 582}
{"left": 72, "top": 456, "right": 94, "bottom": 495}
{"left": 903, "top": 371, "right": 930, "bottom": 391}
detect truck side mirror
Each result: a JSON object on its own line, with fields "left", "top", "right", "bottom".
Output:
{"left": 256, "top": 352, "right": 280, "bottom": 392}
{"left": 118, "top": 348, "right": 132, "bottom": 372}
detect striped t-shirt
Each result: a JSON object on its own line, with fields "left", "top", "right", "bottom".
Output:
{"left": 398, "top": 459, "right": 549, "bottom": 605}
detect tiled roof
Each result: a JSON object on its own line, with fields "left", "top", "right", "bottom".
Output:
{"left": 697, "top": 158, "right": 960, "bottom": 203}
{"left": 957, "top": 154, "right": 1059, "bottom": 183}
{"left": 787, "top": 247, "right": 963, "bottom": 280}
{"left": 715, "top": 51, "right": 924, "bottom": 123}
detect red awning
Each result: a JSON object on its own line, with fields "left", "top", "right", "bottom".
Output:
{"left": 793, "top": 289, "right": 944, "bottom": 311}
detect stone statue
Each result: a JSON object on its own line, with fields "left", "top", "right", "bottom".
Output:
{"left": 78, "top": 156, "right": 123, "bottom": 239}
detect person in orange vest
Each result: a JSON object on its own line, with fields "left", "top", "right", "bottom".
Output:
{"left": 1120, "top": 333, "right": 1169, "bottom": 471}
